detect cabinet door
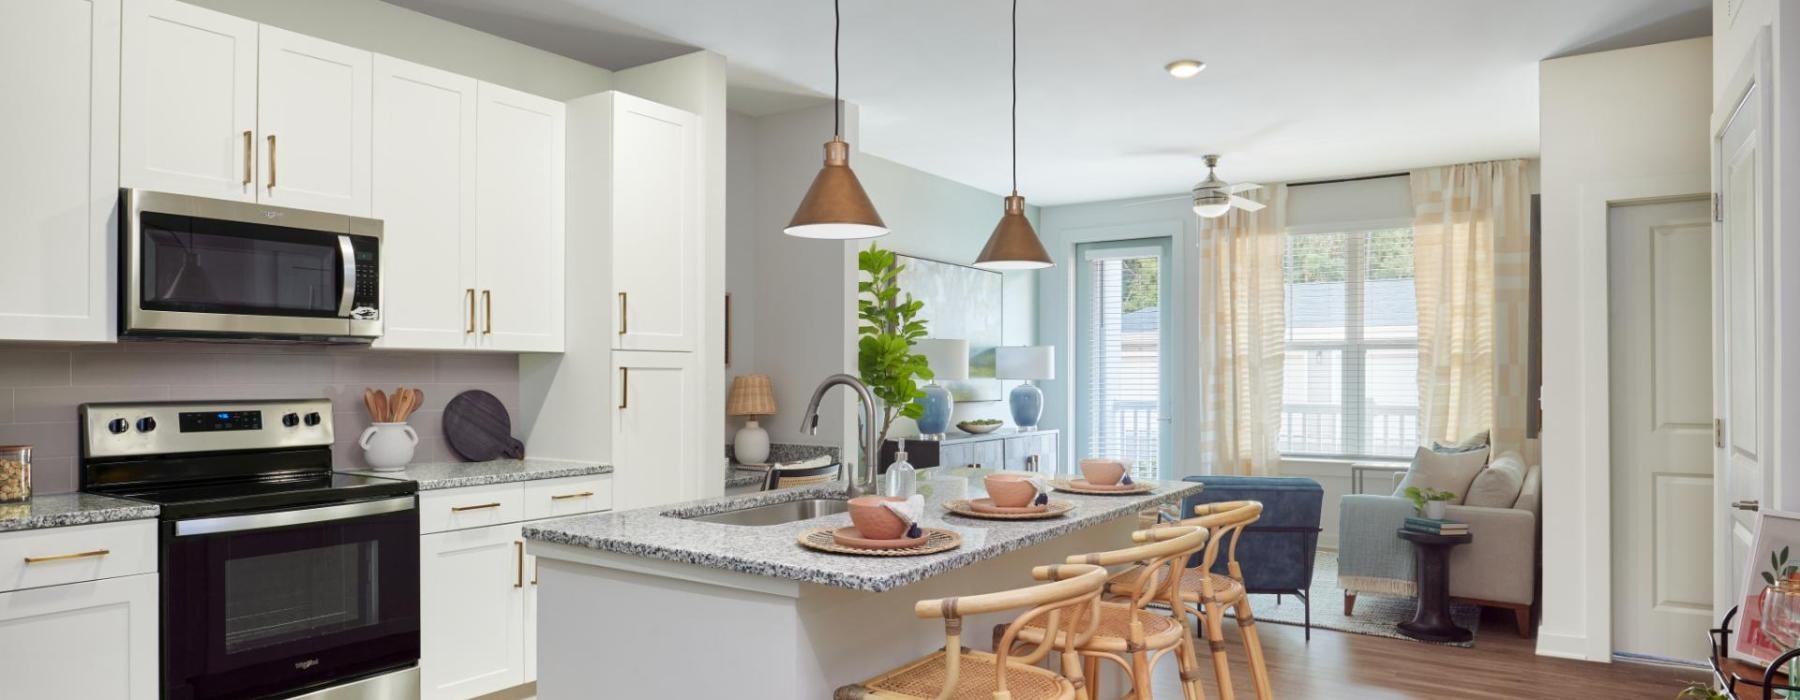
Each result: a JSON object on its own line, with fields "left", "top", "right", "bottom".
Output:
{"left": 372, "top": 55, "right": 478, "bottom": 350}
{"left": 474, "top": 82, "right": 565, "bottom": 352}
{"left": 613, "top": 351, "right": 701, "bottom": 510}
{"left": 0, "top": 574, "right": 157, "bottom": 700}
{"left": 523, "top": 548, "right": 539, "bottom": 683}
{"left": 120, "top": 0, "right": 256, "bottom": 201}
{"left": 1003, "top": 433, "right": 1057, "bottom": 474}
{"left": 257, "top": 24, "right": 372, "bottom": 216}
{"left": 941, "top": 440, "right": 1005, "bottom": 470}
{"left": 421, "top": 522, "right": 525, "bottom": 699}
{"left": 0, "top": 0, "right": 118, "bottom": 342}
{"left": 612, "top": 94, "right": 701, "bottom": 352}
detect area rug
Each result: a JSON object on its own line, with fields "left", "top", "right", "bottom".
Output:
{"left": 1218, "top": 550, "right": 1482, "bottom": 647}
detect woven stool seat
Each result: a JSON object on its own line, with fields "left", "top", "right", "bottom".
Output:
{"left": 1014, "top": 600, "right": 1183, "bottom": 653}
{"left": 835, "top": 649, "right": 1074, "bottom": 700}
{"left": 1106, "top": 566, "right": 1247, "bottom": 605}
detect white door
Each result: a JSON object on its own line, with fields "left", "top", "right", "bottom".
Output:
{"left": 0, "top": 574, "right": 158, "bottom": 700}
{"left": 1608, "top": 198, "right": 1714, "bottom": 662}
{"left": 1076, "top": 239, "right": 1174, "bottom": 480}
{"left": 0, "top": 0, "right": 118, "bottom": 343}
{"left": 474, "top": 82, "right": 565, "bottom": 352}
{"left": 420, "top": 523, "right": 525, "bottom": 700}
{"left": 613, "top": 351, "right": 701, "bottom": 509}
{"left": 120, "top": 0, "right": 256, "bottom": 200}
{"left": 372, "top": 55, "right": 478, "bottom": 350}
{"left": 612, "top": 94, "right": 702, "bottom": 352}
{"left": 256, "top": 25, "right": 371, "bottom": 216}
{"left": 1715, "top": 72, "right": 1774, "bottom": 623}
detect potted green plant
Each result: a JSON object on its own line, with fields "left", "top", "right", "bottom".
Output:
{"left": 857, "top": 244, "right": 932, "bottom": 448}
{"left": 1403, "top": 486, "right": 1457, "bottom": 520}
{"left": 1675, "top": 682, "right": 1726, "bottom": 700}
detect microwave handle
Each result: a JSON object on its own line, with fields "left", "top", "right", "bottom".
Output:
{"left": 175, "top": 496, "right": 415, "bottom": 537}
{"left": 338, "top": 235, "right": 356, "bottom": 317}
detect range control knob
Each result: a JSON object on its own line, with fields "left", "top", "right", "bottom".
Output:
{"left": 107, "top": 418, "right": 130, "bottom": 435}
{"left": 282, "top": 413, "right": 300, "bottom": 428}
{"left": 303, "top": 412, "right": 323, "bottom": 427}
{"left": 135, "top": 416, "right": 157, "bottom": 433}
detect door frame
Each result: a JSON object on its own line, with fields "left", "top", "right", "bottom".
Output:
{"left": 1074, "top": 236, "right": 1178, "bottom": 479}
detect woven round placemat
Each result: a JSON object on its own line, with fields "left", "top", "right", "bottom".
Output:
{"left": 943, "top": 499, "right": 1077, "bottom": 520}
{"left": 1048, "top": 479, "right": 1156, "bottom": 496}
{"left": 797, "top": 527, "right": 962, "bottom": 556}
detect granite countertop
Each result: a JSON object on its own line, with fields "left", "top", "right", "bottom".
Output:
{"left": 725, "top": 463, "right": 767, "bottom": 489}
{"left": 0, "top": 493, "right": 160, "bottom": 533}
{"left": 342, "top": 459, "right": 611, "bottom": 490}
{"left": 524, "top": 471, "right": 1201, "bottom": 592}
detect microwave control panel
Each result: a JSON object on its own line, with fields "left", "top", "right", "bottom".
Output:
{"left": 351, "top": 235, "right": 380, "bottom": 320}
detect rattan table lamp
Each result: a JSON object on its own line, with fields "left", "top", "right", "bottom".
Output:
{"left": 728, "top": 374, "right": 778, "bottom": 464}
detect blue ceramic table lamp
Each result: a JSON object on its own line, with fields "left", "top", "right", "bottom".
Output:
{"left": 913, "top": 338, "right": 968, "bottom": 437}
{"left": 997, "top": 346, "right": 1054, "bottom": 429}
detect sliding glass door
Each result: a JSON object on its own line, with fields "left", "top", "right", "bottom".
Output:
{"left": 1076, "top": 238, "right": 1172, "bottom": 481}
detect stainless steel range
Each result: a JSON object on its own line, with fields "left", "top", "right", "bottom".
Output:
{"left": 79, "top": 399, "right": 419, "bottom": 699}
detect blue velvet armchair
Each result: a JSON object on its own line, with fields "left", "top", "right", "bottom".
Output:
{"left": 1181, "top": 475, "right": 1325, "bottom": 638}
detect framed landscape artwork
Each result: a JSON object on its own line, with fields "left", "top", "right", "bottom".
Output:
{"left": 1733, "top": 509, "right": 1800, "bottom": 666}
{"left": 896, "top": 253, "right": 1004, "bottom": 402}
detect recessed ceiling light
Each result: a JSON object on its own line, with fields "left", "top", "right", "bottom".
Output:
{"left": 1165, "top": 59, "right": 1205, "bottom": 79}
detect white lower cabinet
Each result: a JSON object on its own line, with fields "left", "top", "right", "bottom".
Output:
{"left": 0, "top": 573, "right": 159, "bottom": 700}
{"left": 419, "top": 475, "right": 610, "bottom": 698}
{"left": 612, "top": 351, "right": 703, "bottom": 510}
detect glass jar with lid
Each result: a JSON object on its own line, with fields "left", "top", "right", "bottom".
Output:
{"left": 0, "top": 445, "right": 30, "bottom": 503}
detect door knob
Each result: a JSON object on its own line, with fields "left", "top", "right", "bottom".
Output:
{"left": 1733, "top": 500, "right": 1761, "bottom": 512}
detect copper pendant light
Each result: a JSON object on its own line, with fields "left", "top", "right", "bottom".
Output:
{"left": 784, "top": 0, "right": 887, "bottom": 239}
{"left": 974, "top": 0, "right": 1052, "bottom": 270}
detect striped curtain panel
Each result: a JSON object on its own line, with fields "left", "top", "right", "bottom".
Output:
{"left": 1199, "top": 184, "right": 1288, "bottom": 475}
{"left": 1410, "top": 160, "right": 1531, "bottom": 455}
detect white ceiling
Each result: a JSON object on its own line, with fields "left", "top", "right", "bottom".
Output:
{"left": 388, "top": 0, "right": 1710, "bottom": 205}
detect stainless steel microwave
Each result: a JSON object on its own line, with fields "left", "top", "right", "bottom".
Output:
{"left": 120, "top": 189, "right": 382, "bottom": 342}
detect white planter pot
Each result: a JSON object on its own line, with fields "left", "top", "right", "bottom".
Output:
{"left": 1424, "top": 501, "right": 1448, "bottom": 520}
{"left": 359, "top": 423, "right": 419, "bottom": 471}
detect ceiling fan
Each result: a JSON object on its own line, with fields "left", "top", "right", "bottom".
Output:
{"left": 1127, "top": 154, "right": 1265, "bottom": 218}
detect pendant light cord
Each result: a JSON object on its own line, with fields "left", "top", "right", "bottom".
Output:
{"left": 1010, "top": 0, "right": 1018, "bottom": 194}
{"left": 833, "top": 0, "right": 842, "bottom": 138}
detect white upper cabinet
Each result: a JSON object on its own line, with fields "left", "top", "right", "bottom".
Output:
{"left": 372, "top": 55, "right": 479, "bottom": 350}
{"left": 120, "top": 0, "right": 256, "bottom": 202}
{"left": 612, "top": 350, "right": 702, "bottom": 509}
{"left": 0, "top": 0, "right": 119, "bottom": 342}
{"left": 256, "top": 25, "right": 372, "bottom": 216}
{"left": 611, "top": 94, "right": 702, "bottom": 352}
{"left": 475, "top": 82, "right": 565, "bottom": 353}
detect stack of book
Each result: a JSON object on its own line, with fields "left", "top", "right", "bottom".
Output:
{"left": 1404, "top": 516, "right": 1469, "bottom": 536}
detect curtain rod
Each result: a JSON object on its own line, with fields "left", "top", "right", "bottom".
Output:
{"left": 1288, "top": 172, "right": 1407, "bottom": 188}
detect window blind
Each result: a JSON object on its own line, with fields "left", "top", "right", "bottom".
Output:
{"left": 1084, "top": 247, "right": 1163, "bottom": 480}
{"left": 1279, "top": 227, "right": 1419, "bottom": 459}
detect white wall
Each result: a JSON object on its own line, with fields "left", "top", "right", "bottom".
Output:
{"left": 184, "top": 0, "right": 612, "bottom": 99}
{"left": 1537, "top": 36, "right": 1713, "bottom": 661}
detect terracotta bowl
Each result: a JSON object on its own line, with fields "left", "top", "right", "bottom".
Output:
{"left": 984, "top": 475, "right": 1037, "bottom": 508}
{"left": 847, "top": 496, "right": 908, "bottom": 540}
{"left": 1080, "top": 458, "right": 1128, "bottom": 486}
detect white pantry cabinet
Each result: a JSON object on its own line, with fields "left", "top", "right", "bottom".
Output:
{"left": 607, "top": 94, "right": 703, "bottom": 352}
{"left": 612, "top": 351, "right": 703, "bottom": 510}
{"left": 0, "top": 0, "right": 119, "bottom": 343}
{"left": 474, "top": 83, "right": 567, "bottom": 353}
{"left": 255, "top": 24, "right": 372, "bottom": 216}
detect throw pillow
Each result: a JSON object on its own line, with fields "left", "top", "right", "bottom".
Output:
{"left": 1394, "top": 445, "right": 1490, "bottom": 504}
{"left": 1431, "top": 430, "right": 1490, "bottom": 454}
{"left": 1464, "top": 451, "right": 1526, "bottom": 508}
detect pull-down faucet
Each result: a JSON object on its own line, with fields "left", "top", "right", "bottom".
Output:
{"left": 799, "top": 373, "right": 882, "bottom": 499}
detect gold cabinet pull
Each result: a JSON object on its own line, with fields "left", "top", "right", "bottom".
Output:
{"left": 465, "top": 289, "right": 476, "bottom": 333}
{"left": 242, "top": 130, "right": 253, "bottom": 186}
{"left": 532, "top": 559, "right": 539, "bottom": 586}
{"left": 550, "top": 491, "right": 594, "bottom": 501}
{"left": 24, "top": 548, "right": 110, "bottom": 564}
{"left": 617, "top": 292, "right": 628, "bottom": 336}
{"left": 482, "top": 289, "right": 493, "bottom": 335}
{"left": 618, "top": 368, "right": 628, "bottom": 409}
{"left": 450, "top": 502, "right": 501, "bottom": 512}
{"left": 514, "top": 541, "right": 524, "bottom": 588}
{"left": 266, "top": 134, "right": 277, "bottom": 190}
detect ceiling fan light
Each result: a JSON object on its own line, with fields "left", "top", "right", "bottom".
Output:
{"left": 1193, "top": 191, "right": 1232, "bottom": 218}
{"left": 784, "top": 138, "right": 888, "bottom": 239}
{"left": 975, "top": 194, "right": 1052, "bottom": 270}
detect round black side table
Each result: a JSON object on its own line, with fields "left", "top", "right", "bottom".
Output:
{"left": 1396, "top": 528, "right": 1474, "bottom": 643}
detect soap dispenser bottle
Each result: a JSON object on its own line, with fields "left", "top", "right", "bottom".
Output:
{"left": 884, "top": 439, "right": 916, "bottom": 497}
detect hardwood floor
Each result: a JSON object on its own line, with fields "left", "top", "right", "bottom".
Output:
{"left": 1143, "top": 608, "right": 1708, "bottom": 699}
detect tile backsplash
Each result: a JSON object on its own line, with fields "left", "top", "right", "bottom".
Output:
{"left": 0, "top": 343, "right": 520, "bottom": 493}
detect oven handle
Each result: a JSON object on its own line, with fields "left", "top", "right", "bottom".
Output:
{"left": 338, "top": 235, "right": 356, "bottom": 317}
{"left": 175, "top": 496, "right": 415, "bottom": 537}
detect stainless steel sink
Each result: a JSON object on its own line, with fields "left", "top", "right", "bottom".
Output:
{"left": 685, "top": 498, "right": 850, "bottom": 526}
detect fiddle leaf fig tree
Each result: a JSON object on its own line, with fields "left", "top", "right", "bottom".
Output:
{"left": 858, "top": 244, "right": 933, "bottom": 446}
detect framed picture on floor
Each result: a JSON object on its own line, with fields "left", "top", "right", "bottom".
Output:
{"left": 1733, "top": 509, "right": 1800, "bottom": 665}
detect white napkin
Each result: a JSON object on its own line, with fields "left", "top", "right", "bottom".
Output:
{"left": 1027, "top": 477, "right": 1053, "bottom": 506}
{"left": 881, "top": 495, "right": 927, "bottom": 538}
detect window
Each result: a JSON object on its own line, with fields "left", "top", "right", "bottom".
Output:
{"left": 1078, "top": 239, "right": 1170, "bottom": 481}
{"left": 1279, "top": 227, "right": 1419, "bottom": 459}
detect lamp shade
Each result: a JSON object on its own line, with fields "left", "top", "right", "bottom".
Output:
{"left": 914, "top": 338, "right": 970, "bottom": 382}
{"left": 726, "top": 374, "right": 777, "bottom": 416}
{"left": 974, "top": 195, "right": 1053, "bottom": 270}
{"left": 996, "top": 346, "right": 1054, "bottom": 380}
{"left": 784, "top": 138, "right": 887, "bottom": 239}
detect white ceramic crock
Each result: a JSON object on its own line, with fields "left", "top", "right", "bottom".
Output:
{"left": 359, "top": 423, "right": 419, "bottom": 472}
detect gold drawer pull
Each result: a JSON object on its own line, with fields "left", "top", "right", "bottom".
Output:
{"left": 450, "top": 502, "right": 501, "bottom": 512}
{"left": 618, "top": 292, "right": 628, "bottom": 336}
{"left": 551, "top": 491, "right": 594, "bottom": 501}
{"left": 24, "top": 548, "right": 110, "bottom": 564}
{"left": 514, "top": 541, "right": 524, "bottom": 588}
{"left": 266, "top": 134, "right": 277, "bottom": 190}
{"left": 465, "top": 288, "right": 476, "bottom": 334}
{"left": 241, "top": 130, "right": 253, "bottom": 186}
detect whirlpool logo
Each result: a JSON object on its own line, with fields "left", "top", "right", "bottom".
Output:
{"left": 294, "top": 658, "right": 321, "bottom": 671}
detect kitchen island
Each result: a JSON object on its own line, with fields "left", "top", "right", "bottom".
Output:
{"left": 523, "top": 470, "right": 1200, "bottom": 698}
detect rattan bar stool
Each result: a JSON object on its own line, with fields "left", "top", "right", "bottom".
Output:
{"left": 1105, "top": 501, "right": 1272, "bottom": 700}
{"left": 834, "top": 563, "right": 1109, "bottom": 700}
{"left": 1003, "top": 526, "right": 1212, "bottom": 700}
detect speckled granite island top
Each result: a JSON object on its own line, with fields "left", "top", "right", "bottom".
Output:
{"left": 341, "top": 459, "right": 611, "bottom": 490}
{"left": 0, "top": 493, "right": 160, "bottom": 533}
{"left": 524, "top": 473, "right": 1201, "bottom": 592}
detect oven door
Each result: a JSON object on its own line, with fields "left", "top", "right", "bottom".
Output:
{"left": 162, "top": 496, "right": 419, "bottom": 700}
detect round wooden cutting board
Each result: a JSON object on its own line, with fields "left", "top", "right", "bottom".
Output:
{"left": 443, "top": 390, "right": 526, "bottom": 462}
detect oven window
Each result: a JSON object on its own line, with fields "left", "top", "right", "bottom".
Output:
{"left": 139, "top": 211, "right": 342, "bottom": 316}
{"left": 223, "top": 540, "right": 379, "bottom": 654}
